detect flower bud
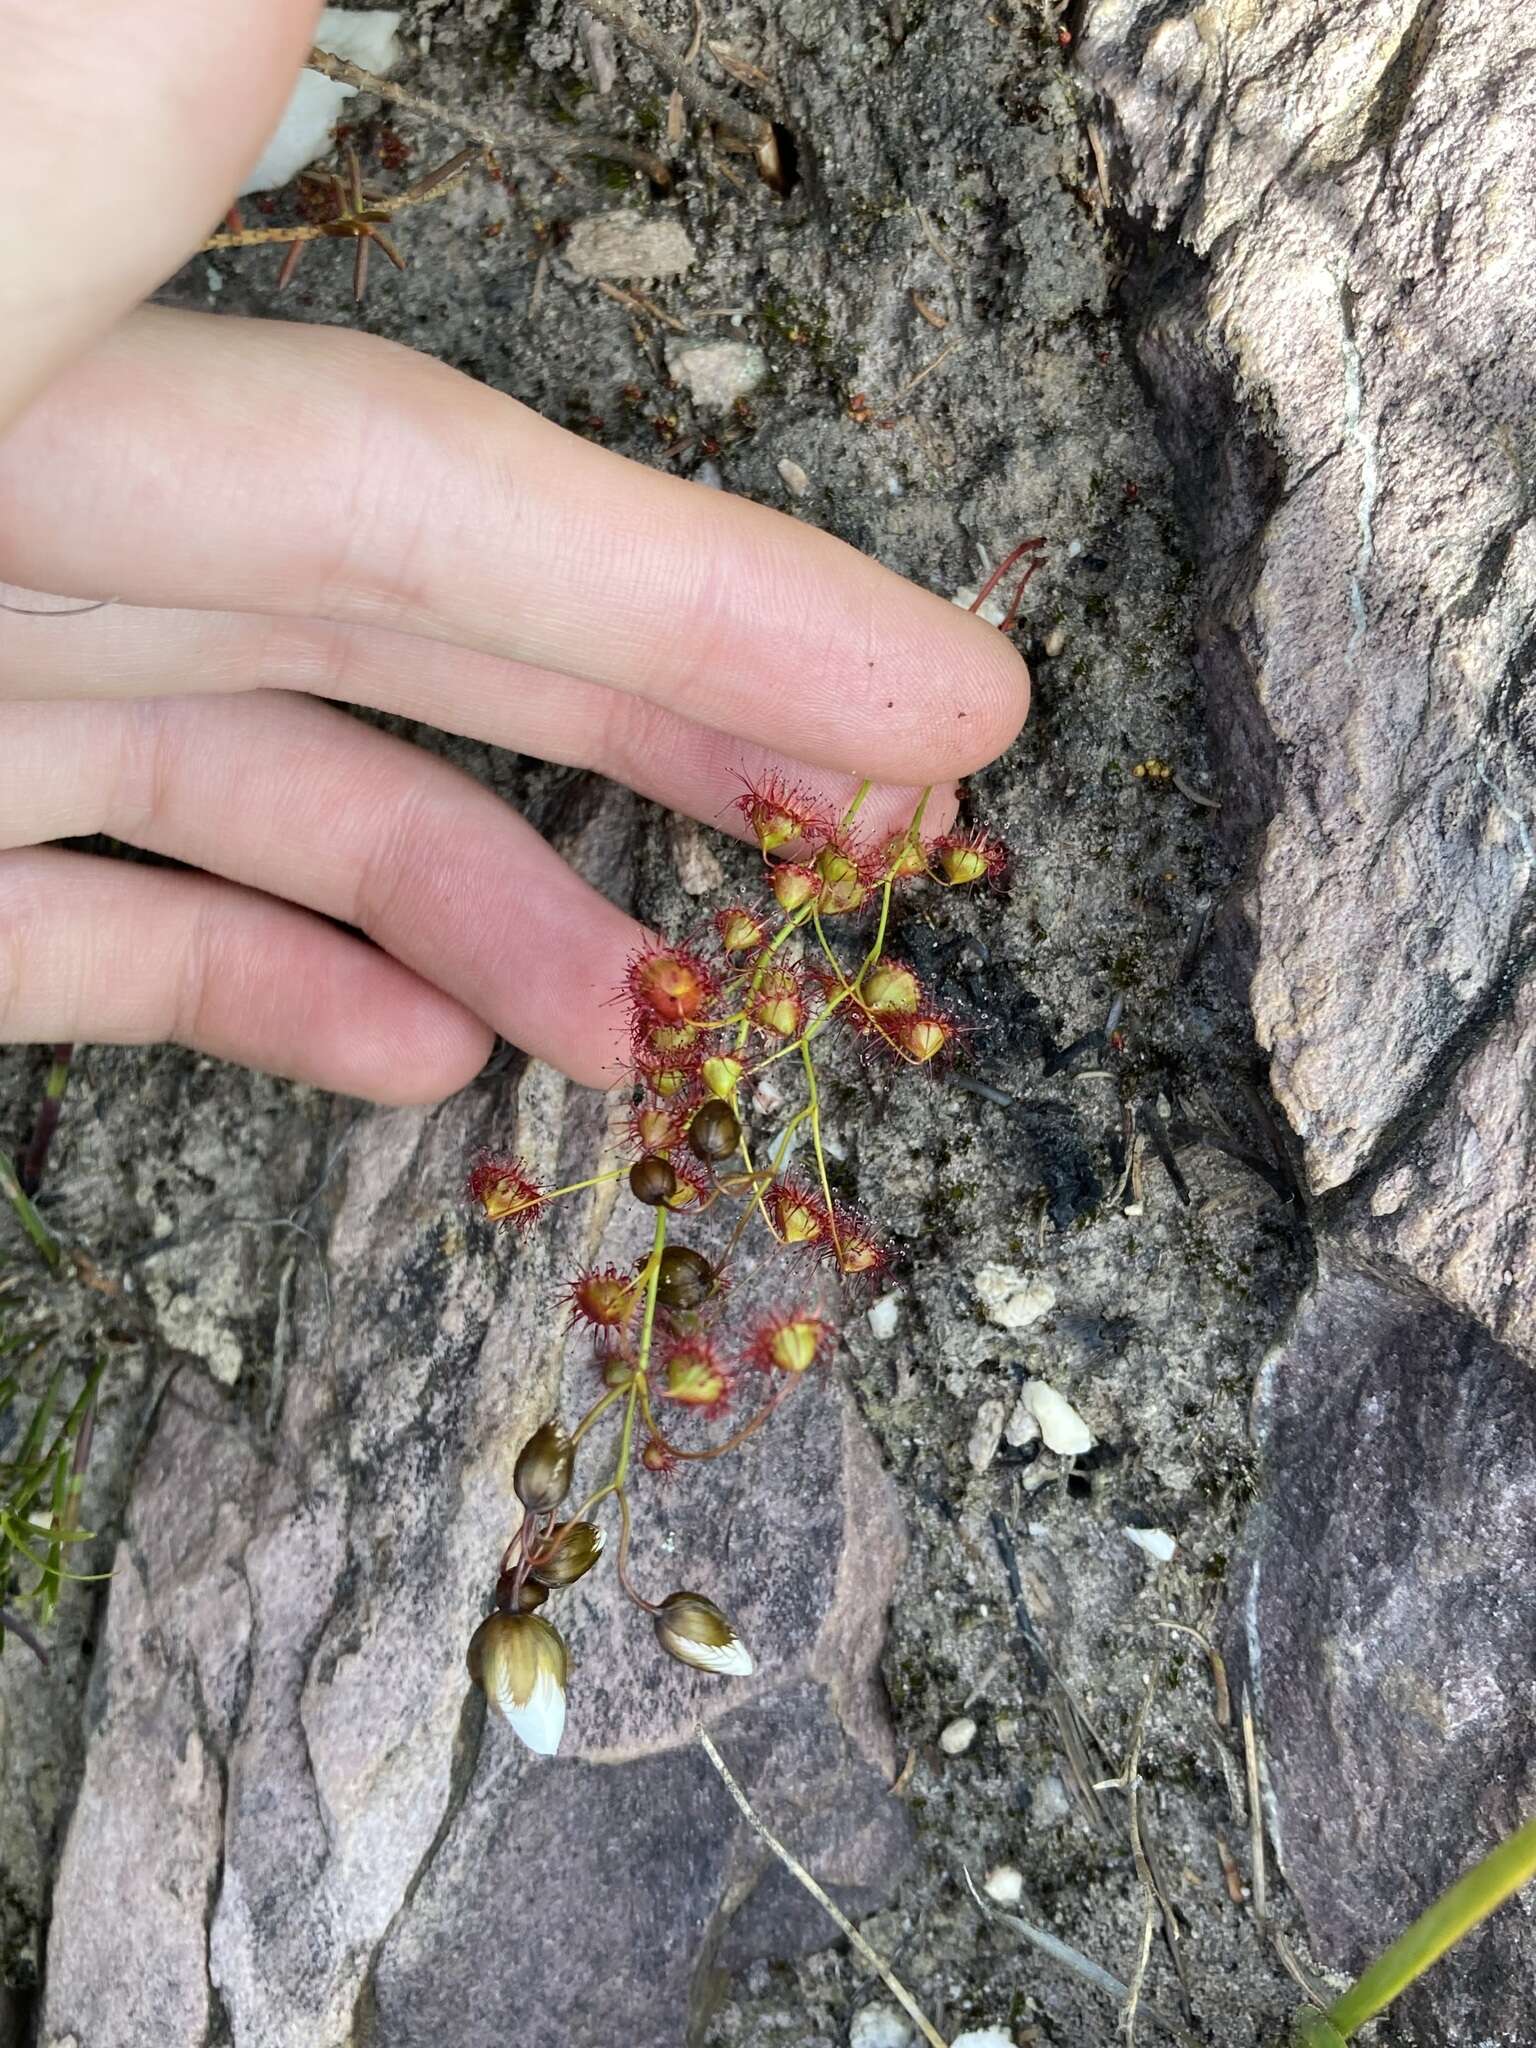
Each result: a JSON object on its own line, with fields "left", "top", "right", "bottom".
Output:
{"left": 495, "top": 1571, "right": 549, "bottom": 1613}
{"left": 530, "top": 1520, "right": 605, "bottom": 1588}
{"left": 687, "top": 1099, "right": 741, "bottom": 1163}
{"left": 467, "top": 1612, "right": 568, "bottom": 1755}
{"left": 653, "top": 1591, "right": 754, "bottom": 1676}
{"left": 630, "top": 1154, "right": 679, "bottom": 1206}
{"left": 514, "top": 1419, "right": 575, "bottom": 1512}
{"left": 655, "top": 1244, "right": 717, "bottom": 1310}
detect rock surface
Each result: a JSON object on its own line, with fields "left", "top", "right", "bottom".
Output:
{"left": 1240, "top": 1266, "right": 1536, "bottom": 2045}
{"left": 1081, "top": 4, "right": 1536, "bottom": 2038}
{"left": 38, "top": 1047, "right": 910, "bottom": 2048}
{"left": 1083, "top": 0, "right": 1536, "bottom": 1199}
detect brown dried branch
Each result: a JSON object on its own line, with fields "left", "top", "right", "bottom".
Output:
{"left": 302, "top": 45, "right": 674, "bottom": 184}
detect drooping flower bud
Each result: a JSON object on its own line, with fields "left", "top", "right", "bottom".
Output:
{"left": 687, "top": 1099, "right": 741, "bottom": 1163}
{"left": 641, "top": 1434, "right": 679, "bottom": 1477}
{"left": 467, "top": 1612, "right": 569, "bottom": 1755}
{"left": 653, "top": 1591, "right": 754, "bottom": 1676}
{"left": 655, "top": 1244, "right": 717, "bottom": 1311}
{"left": 630, "top": 1153, "right": 680, "bottom": 1206}
{"left": 514, "top": 1419, "right": 575, "bottom": 1512}
{"left": 701, "top": 1053, "right": 745, "bottom": 1102}
{"left": 495, "top": 1571, "right": 549, "bottom": 1613}
{"left": 529, "top": 1520, "right": 606, "bottom": 1588}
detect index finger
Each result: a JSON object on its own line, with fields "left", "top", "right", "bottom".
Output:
{"left": 0, "top": 309, "right": 1030, "bottom": 786}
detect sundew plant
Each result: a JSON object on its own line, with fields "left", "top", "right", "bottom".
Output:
{"left": 462, "top": 772, "right": 1007, "bottom": 1756}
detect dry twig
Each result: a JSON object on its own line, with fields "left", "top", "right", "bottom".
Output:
{"left": 303, "top": 44, "right": 673, "bottom": 183}
{"left": 697, "top": 1721, "right": 948, "bottom": 2048}
{"left": 1242, "top": 1686, "right": 1269, "bottom": 1932}
{"left": 579, "top": 0, "right": 781, "bottom": 185}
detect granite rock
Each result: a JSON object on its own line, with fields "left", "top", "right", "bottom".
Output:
{"left": 1239, "top": 1266, "right": 1536, "bottom": 2045}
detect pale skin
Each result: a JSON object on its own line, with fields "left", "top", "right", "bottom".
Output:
{"left": 0, "top": 0, "right": 1029, "bottom": 1103}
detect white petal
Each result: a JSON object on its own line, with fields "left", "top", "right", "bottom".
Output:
{"left": 495, "top": 1668, "right": 566, "bottom": 1756}
{"left": 665, "top": 1627, "right": 754, "bottom": 1676}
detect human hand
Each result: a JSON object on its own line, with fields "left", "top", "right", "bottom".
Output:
{"left": 0, "top": 1, "right": 1029, "bottom": 1102}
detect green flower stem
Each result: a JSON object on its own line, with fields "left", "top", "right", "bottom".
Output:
{"left": 799, "top": 1039, "right": 842, "bottom": 1263}
{"left": 568, "top": 1385, "right": 624, "bottom": 1447}
{"left": 1324, "top": 1814, "right": 1536, "bottom": 2038}
{"left": 840, "top": 778, "right": 873, "bottom": 827}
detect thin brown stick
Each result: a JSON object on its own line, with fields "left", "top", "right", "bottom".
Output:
{"left": 595, "top": 280, "right": 690, "bottom": 333}
{"left": 1241, "top": 1686, "right": 1268, "bottom": 1932}
{"left": 301, "top": 47, "right": 674, "bottom": 185}
{"left": 201, "top": 146, "right": 480, "bottom": 252}
{"left": 579, "top": 0, "right": 771, "bottom": 148}
{"left": 697, "top": 1723, "right": 949, "bottom": 2048}
{"left": 888, "top": 337, "right": 962, "bottom": 407}
{"left": 1146, "top": 1617, "right": 1231, "bottom": 1727}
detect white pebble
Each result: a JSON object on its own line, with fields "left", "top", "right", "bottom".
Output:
{"left": 667, "top": 340, "right": 768, "bottom": 410}
{"left": 693, "top": 460, "right": 724, "bottom": 491}
{"left": 967, "top": 1397, "right": 1007, "bottom": 1474}
{"left": 777, "top": 456, "right": 811, "bottom": 497}
{"left": 973, "top": 1264, "right": 1056, "bottom": 1331}
{"left": 1031, "top": 1773, "right": 1072, "bottom": 1827}
{"left": 850, "top": 2006, "right": 916, "bottom": 2048}
{"left": 1123, "top": 1525, "right": 1177, "bottom": 1563}
{"left": 1021, "top": 1380, "right": 1093, "bottom": 1457}
{"left": 1043, "top": 624, "right": 1067, "bottom": 657}
{"left": 241, "top": 11, "right": 402, "bottom": 194}
{"left": 982, "top": 1864, "right": 1024, "bottom": 1906}
{"left": 939, "top": 1715, "right": 977, "bottom": 1756}
{"left": 1066, "top": 538, "right": 1084, "bottom": 557}
{"left": 951, "top": 2031, "right": 1016, "bottom": 2048}
{"left": 1004, "top": 1396, "right": 1041, "bottom": 1450}
{"left": 866, "top": 1292, "right": 901, "bottom": 1340}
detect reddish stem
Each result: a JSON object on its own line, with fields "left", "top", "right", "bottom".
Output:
{"left": 969, "top": 537, "right": 1046, "bottom": 622}
{"left": 19, "top": 1044, "right": 72, "bottom": 1197}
